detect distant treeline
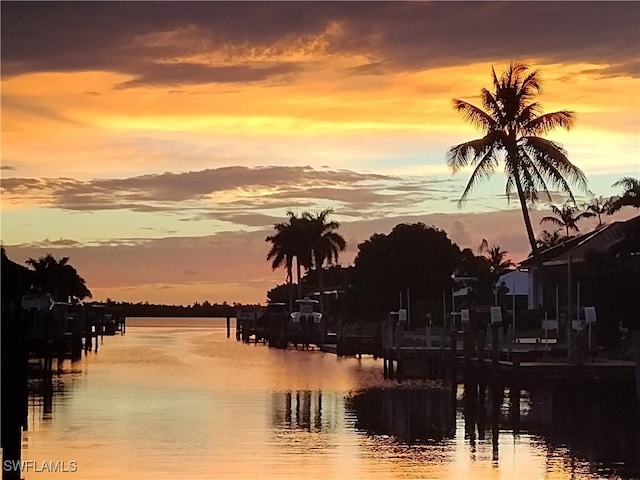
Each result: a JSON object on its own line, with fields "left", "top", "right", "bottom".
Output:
{"left": 106, "top": 300, "right": 259, "bottom": 318}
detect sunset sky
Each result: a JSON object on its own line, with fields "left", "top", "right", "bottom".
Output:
{"left": 2, "top": 2, "right": 639, "bottom": 305}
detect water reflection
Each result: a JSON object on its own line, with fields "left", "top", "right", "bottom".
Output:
{"left": 21, "top": 322, "right": 640, "bottom": 480}
{"left": 347, "top": 380, "right": 640, "bottom": 479}
{"left": 271, "top": 391, "right": 328, "bottom": 432}
{"left": 349, "top": 387, "right": 456, "bottom": 443}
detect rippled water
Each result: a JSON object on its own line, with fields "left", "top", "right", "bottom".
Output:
{"left": 21, "top": 318, "right": 639, "bottom": 479}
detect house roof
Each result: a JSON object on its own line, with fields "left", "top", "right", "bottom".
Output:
{"left": 519, "top": 214, "right": 640, "bottom": 267}
{"left": 1, "top": 248, "right": 35, "bottom": 305}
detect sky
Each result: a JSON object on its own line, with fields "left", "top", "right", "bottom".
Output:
{"left": 1, "top": 1, "right": 639, "bottom": 306}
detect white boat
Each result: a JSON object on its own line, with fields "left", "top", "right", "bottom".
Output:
{"left": 290, "top": 297, "right": 322, "bottom": 325}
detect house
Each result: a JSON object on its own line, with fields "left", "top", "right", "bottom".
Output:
{"left": 519, "top": 215, "right": 640, "bottom": 312}
{"left": 1, "top": 248, "right": 34, "bottom": 313}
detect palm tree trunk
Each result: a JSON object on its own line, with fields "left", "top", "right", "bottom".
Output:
{"left": 287, "top": 263, "right": 294, "bottom": 313}
{"left": 513, "top": 170, "right": 545, "bottom": 308}
{"left": 318, "top": 266, "right": 325, "bottom": 314}
{"left": 314, "top": 252, "right": 325, "bottom": 313}
{"left": 296, "top": 257, "right": 302, "bottom": 299}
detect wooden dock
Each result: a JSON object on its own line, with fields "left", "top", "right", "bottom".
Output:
{"left": 1, "top": 298, "right": 126, "bottom": 480}
{"left": 233, "top": 307, "right": 637, "bottom": 403}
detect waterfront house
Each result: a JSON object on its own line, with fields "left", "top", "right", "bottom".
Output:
{"left": 520, "top": 215, "right": 640, "bottom": 311}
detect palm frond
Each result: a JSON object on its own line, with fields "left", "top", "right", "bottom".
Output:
{"left": 612, "top": 176, "right": 640, "bottom": 190}
{"left": 451, "top": 99, "right": 497, "bottom": 132}
{"left": 576, "top": 211, "right": 596, "bottom": 221}
{"left": 481, "top": 88, "right": 503, "bottom": 123}
{"left": 517, "top": 69, "right": 542, "bottom": 101}
{"left": 516, "top": 160, "right": 540, "bottom": 203}
{"left": 458, "top": 149, "right": 499, "bottom": 204}
{"left": 549, "top": 204, "right": 563, "bottom": 217}
{"left": 540, "top": 216, "right": 564, "bottom": 228}
{"left": 491, "top": 65, "right": 500, "bottom": 90}
{"left": 523, "top": 136, "right": 588, "bottom": 195}
{"left": 516, "top": 102, "right": 542, "bottom": 125}
{"left": 446, "top": 138, "right": 486, "bottom": 173}
{"left": 523, "top": 111, "right": 575, "bottom": 135}
{"left": 518, "top": 147, "right": 554, "bottom": 203}
{"left": 447, "top": 131, "right": 506, "bottom": 174}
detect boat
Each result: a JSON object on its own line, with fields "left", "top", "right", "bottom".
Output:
{"left": 290, "top": 297, "right": 322, "bottom": 326}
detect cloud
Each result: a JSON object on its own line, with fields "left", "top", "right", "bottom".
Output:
{"left": 1, "top": 165, "right": 16, "bottom": 171}
{"left": 2, "top": 96, "right": 84, "bottom": 125}
{"left": 116, "top": 62, "right": 304, "bottom": 88}
{"left": 18, "top": 238, "right": 84, "bottom": 248}
{"left": 0, "top": 165, "right": 402, "bottom": 213}
{"left": 1, "top": 165, "right": 471, "bottom": 231}
{"left": 208, "top": 213, "right": 288, "bottom": 228}
{"left": 2, "top": 2, "right": 638, "bottom": 85}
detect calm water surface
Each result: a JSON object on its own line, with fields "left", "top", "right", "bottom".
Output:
{"left": 22, "top": 318, "right": 639, "bottom": 479}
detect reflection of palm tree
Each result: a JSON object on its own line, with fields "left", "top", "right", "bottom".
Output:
{"left": 540, "top": 202, "right": 593, "bottom": 237}
{"left": 447, "top": 62, "right": 587, "bottom": 265}
{"left": 25, "top": 254, "right": 92, "bottom": 302}
{"left": 582, "top": 191, "right": 614, "bottom": 228}
{"left": 609, "top": 177, "right": 640, "bottom": 213}
{"left": 302, "top": 209, "right": 346, "bottom": 311}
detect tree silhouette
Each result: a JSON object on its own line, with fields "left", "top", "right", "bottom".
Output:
{"left": 609, "top": 176, "right": 640, "bottom": 213}
{"left": 302, "top": 208, "right": 347, "bottom": 310}
{"left": 266, "top": 209, "right": 345, "bottom": 309}
{"left": 540, "top": 201, "right": 594, "bottom": 237}
{"left": 447, "top": 61, "right": 587, "bottom": 266}
{"left": 582, "top": 191, "right": 614, "bottom": 228}
{"left": 25, "top": 254, "right": 92, "bottom": 302}
{"left": 266, "top": 211, "right": 307, "bottom": 307}
{"left": 535, "top": 229, "right": 564, "bottom": 250}
{"left": 352, "top": 223, "right": 459, "bottom": 318}
{"left": 478, "top": 239, "right": 515, "bottom": 277}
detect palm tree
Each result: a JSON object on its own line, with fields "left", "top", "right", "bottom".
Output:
{"left": 609, "top": 176, "right": 640, "bottom": 213}
{"left": 302, "top": 208, "right": 347, "bottom": 311}
{"left": 478, "top": 239, "right": 515, "bottom": 277}
{"left": 540, "top": 201, "right": 594, "bottom": 237}
{"left": 266, "top": 211, "right": 310, "bottom": 308}
{"left": 535, "top": 229, "right": 564, "bottom": 250}
{"left": 266, "top": 219, "right": 294, "bottom": 285}
{"left": 447, "top": 62, "right": 588, "bottom": 267}
{"left": 25, "top": 254, "right": 92, "bottom": 302}
{"left": 582, "top": 191, "right": 614, "bottom": 228}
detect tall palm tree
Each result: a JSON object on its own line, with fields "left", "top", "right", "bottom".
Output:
{"left": 540, "top": 202, "right": 594, "bottom": 237}
{"left": 302, "top": 208, "right": 347, "bottom": 311}
{"left": 266, "top": 222, "right": 294, "bottom": 285}
{"left": 266, "top": 211, "right": 309, "bottom": 308}
{"left": 582, "top": 191, "right": 614, "bottom": 228}
{"left": 447, "top": 62, "right": 588, "bottom": 268}
{"left": 609, "top": 176, "right": 640, "bottom": 213}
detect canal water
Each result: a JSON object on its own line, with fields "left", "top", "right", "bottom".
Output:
{"left": 22, "top": 318, "right": 639, "bottom": 479}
